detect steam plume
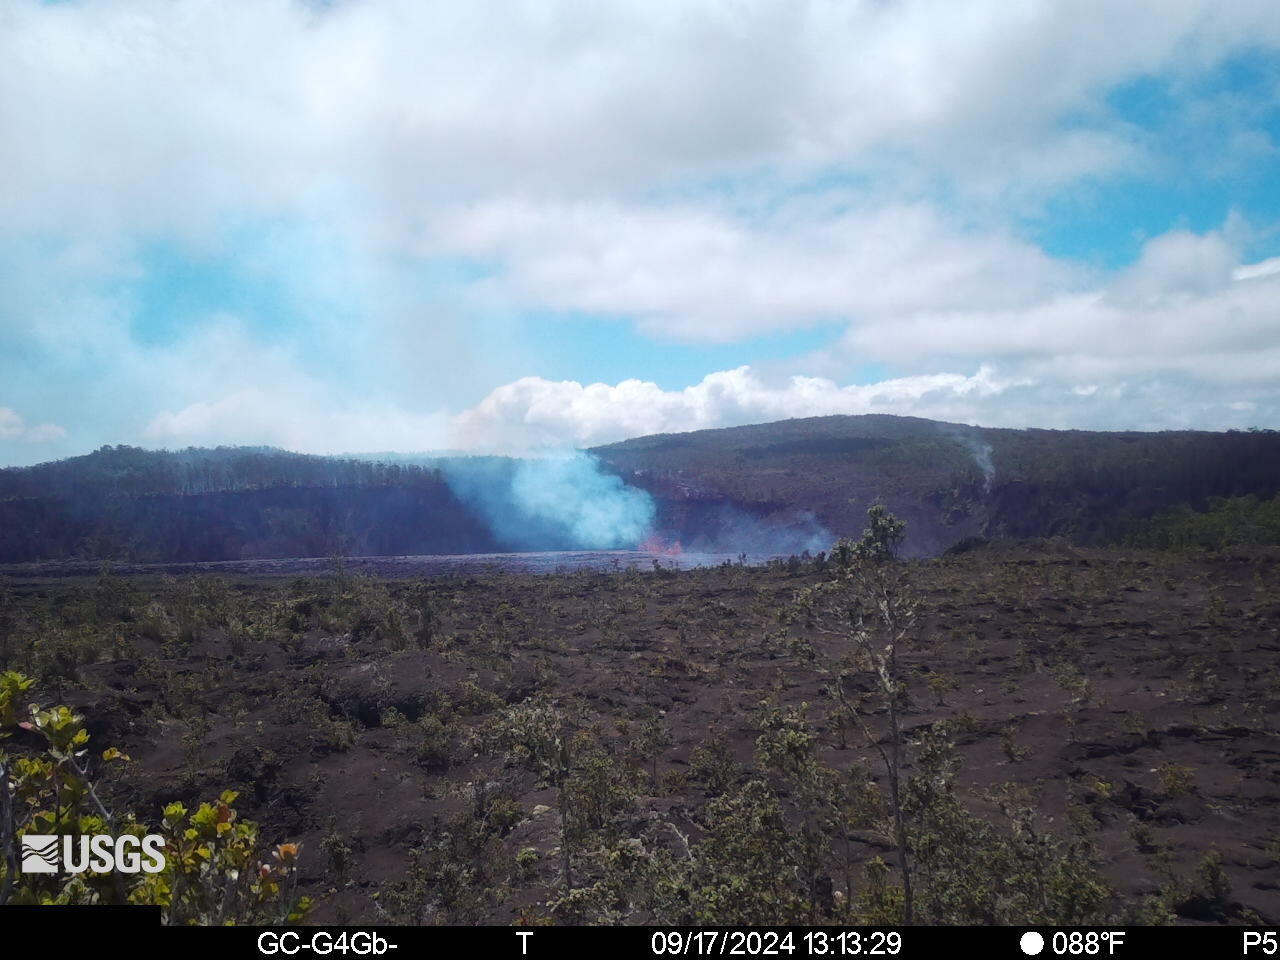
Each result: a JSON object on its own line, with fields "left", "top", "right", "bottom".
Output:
{"left": 682, "top": 505, "right": 834, "bottom": 556}
{"left": 937, "top": 424, "right": 996, "bottom": 490}
{"left": 441, "top": 452, "right": 655, "bottom": 550}
{"left": 964, "top": 437, "right": 995, "bottom": 490}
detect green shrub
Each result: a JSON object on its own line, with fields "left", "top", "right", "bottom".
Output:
{"left": 0, "top": 671, "right": 310, "bottom": 923}
{"left": 1156, "top": 761, "right": 1195, "bottom": 797}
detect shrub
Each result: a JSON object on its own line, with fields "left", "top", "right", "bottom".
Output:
{"left": 688, "top": 738, "right": 740, "bottom": 796}
{"left": 413, "top": 715, "right": 456, "bottom": 772}
{"left": 1156, "top": 761, "right": 1195, "bottom": 797}
{"left": 0, "top": 671, "right": 310, "bottom": 923}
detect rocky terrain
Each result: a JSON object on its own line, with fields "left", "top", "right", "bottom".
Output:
{"left": 3, "top": 538, "right": 1277, "bottom": 924}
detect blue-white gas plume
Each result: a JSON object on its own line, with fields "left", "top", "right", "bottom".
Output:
{"left": 440, "top": 452, "right": 655, "bottom": 550}
{"left": 936, "top": 424, "right": 996, "bottom": 490}
{"left": 963, "top": 438, "right": 995, "bottom": 490}
{"left": 681, "top": 504, "right": 834, "bottom": 557}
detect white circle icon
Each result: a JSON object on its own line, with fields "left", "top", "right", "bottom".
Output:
{"left": 1020, "top": 932, "right": 1045, "bottom": 956}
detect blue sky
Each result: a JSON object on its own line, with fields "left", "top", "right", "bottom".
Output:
{"left": 3, "top": 0, "right": 1280, "bottom": 465}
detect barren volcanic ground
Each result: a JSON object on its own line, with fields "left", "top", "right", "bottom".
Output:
{"left": 3, "top": 542, "right": 1278, "bottom": 924}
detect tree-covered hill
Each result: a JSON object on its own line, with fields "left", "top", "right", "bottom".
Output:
{"left": 2, "top": 418, "right": 1280, "bottom": 563}
{"left": 590, "top": 417, "right": 1280, "bottom": 555}
{"left": 0, "top": 446, "right": 500, "bottom": 562}
{"left": 0, "top": 444, "right": 444, "bottom": 500}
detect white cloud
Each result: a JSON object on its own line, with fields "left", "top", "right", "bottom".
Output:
{"left": 447, "top": 212, "right": 1280, "bottom": 449}
{"left": 4, "top": 0, "right": 1279, "bottom": 238}
{"left": 1108, "top": 227, "right": 1242, "bottom": 303}
{"left": 835, "top": 227, "right": 1280, "bottom": 384}
{"left": 143, "top": 388, "right": 449, "bottom": 454}
{"left": 0, "top": 407, "right": 67, "bottom": 443}
{"left": 425, "top": 197, "right": 1081, "bottom": 341}
{"left": 453, "top": 357, "right": 1280, "bottom": 450}
{"left": 432, "top": 198, "right": 1280, "bottom": 394}
{"left": 130, "top": 317, "right": 455, "bottom": 453}
{"left": 451, "top": 365, "right": 1031, "bottom": 451}
{"left": 2, "top": 0, "right": 1279, "bottom": 464}
{"left": 1234, "top": 256, "right": 1280, "bottom": 281}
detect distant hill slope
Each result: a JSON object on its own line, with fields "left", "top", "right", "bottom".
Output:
{"left": 0, "top": 444, "right": 443, "bottom": 499}
{"left": 590, "top": 416, "right": 1280, "bottom": 556}
{"left": 0, "top": 446, "right": 500, "bottom": 562}
{"left": 2, "top": 418, "right": 1279, "bottom": 563}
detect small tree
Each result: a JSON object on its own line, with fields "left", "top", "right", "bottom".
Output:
{"left": 794, "top": 505, "right": 918, "bottom": 922}
{"left": 754, "top": 700, "right": 847, "bottom": 921}
{"left": 488, "top": 699, "right": 578, "bottom": 890}
{"left": 629, "top": 713, "right": 673, "bottom": 793}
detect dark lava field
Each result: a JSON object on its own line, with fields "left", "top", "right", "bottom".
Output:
{"left": 2, "top": 541, "right": 1278, "bottom": 925}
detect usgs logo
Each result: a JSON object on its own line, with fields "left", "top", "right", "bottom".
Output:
{"left": 20, "top": 834, "right": 166, "bottom": 874}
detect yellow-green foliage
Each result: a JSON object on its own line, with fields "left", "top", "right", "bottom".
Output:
{"left": 0, "top": 670, "right": 310, "bottom": 924}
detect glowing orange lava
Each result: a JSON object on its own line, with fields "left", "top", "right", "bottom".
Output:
{"left": 638, "top": 534, "right": 683, "bottom": 556}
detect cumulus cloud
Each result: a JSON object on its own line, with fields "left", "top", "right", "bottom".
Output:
{"left": 432, "top": 200, "right": 1280, "bottom": 407}
{"left": 1, "top": 0, "right": 1279, "bottom": 465}
{"left": 451, "top": 365, "right": 1030, "bottom": 451}
{"left": 837, "top": 225, "right": 1280, "bottom": 385}
{"left": 453, "top": 355, "right": 1280, "bottom": 451}
{"left": 1108, "top": 227, "right": 1242, "bottom": 303}
{"left": 143, "top": 388, "right": 449, "bottom": 454}
{"left": 3, "top": 0, "right": 1279, "bottom": 236}
{"left": 0, "top": 408, "right": 67, "bottom": 443}
{"left": 424, "top": 198, "right": 1080, "bottom": 341}
{"left": 450, "top": 217, "right": 1280, "bottom": 449}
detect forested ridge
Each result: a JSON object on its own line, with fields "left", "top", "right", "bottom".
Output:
{"left": 2, "top": 417, "right": 1280, "bottom": 563}
{"left": 594, "top": 418, "right": 1280, "bottom": 554}
{"left": 0, "top": 446, "right": 498, "bottom": 562}
{"left": 0, "top": 444, "right": 444, "bottom": 499}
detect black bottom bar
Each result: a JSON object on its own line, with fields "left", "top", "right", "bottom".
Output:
{"left": 1, "top": 909, "right": 1275, "bottom": 959}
